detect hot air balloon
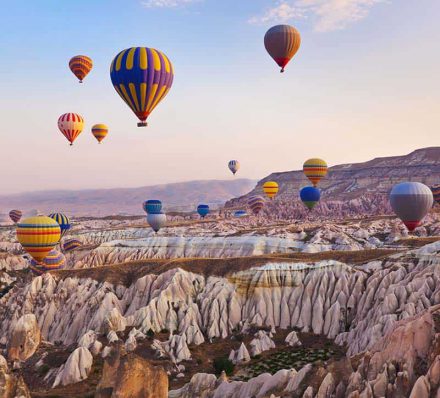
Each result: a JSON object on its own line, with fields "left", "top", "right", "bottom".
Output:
{"left": 197, "top": 204, "right": 210, "bottom": 218}
{"left": 228, "top": 160, "right": 240, "bottom": 175}
{"left": 29, "top": 249, "right": 66, "bottom": 275}
{"left": 91, "top": 124, "right": 108, "bottom": 143}
{"left": 303, "top": 158, "right": 328, "bottom": 187}
{"left": 390, "top": 182, "right": 433, "bottom": 231}
{"left": 110, "top": 47, "right": 174, "bottom": 127}
{"left": 431, "top": 185, "right": 440, "bottom": 206}
{"left": 263, "top": 181, "right": 279, "bottom": 199}
{"left": 9, "top": 210, "right": 22, "bottom": 224}
{"left": 69, "top": 55, "right": 93, "bottom": 83}
{"left": 264, "top": 25, "right": 301, "bottom": 73}
{"left": 147, "top": 212, "right": 166, "bottom": 233}
{"left": 16, "top": 216, "right": 61, "bottom": 263}
{"left": 63, "top": 238, "right": 82, "bottom": 252}
{"left": 248, "top": 196, "right": 265, "bottom": 215}
{"left": 58, "top": 113, "right": 84, "bottom": 146}
{"left": 300, "top": 186, "right": 321, "bottom": 210}
{"left": 143, "top": 200, "right": 162, "bottom": 214}
{"left": 234, "top": 210, "right": 247, "bottom": 218}
{"left": 48, "top": 213, "right": 71, "bottom": 237}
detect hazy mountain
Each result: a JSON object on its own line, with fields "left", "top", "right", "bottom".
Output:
{"left": 0, "top": 179, "right": 256, "bottom": 217}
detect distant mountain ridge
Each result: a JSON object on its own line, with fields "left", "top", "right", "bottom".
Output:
{"left": 226, "top": 147, "right": 440, "bottom": 219}
{"left": 0, "top": 179, "right": 256, "bottom": 217}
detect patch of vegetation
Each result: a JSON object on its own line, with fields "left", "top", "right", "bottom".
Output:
{"left": 38, "top": 364, "right": 50, "bottom": 376}
{"left": 213, "top": 357, "right": 235, "bottom": 376}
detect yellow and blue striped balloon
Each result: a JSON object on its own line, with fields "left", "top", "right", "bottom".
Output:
{"left": 16, "top": 216, "right": 61, "bottom": 263}
{"left": 91, "top": 124, "right": 108, "bottom": 143}
{"left": 63, "top": 238, "right": 82, "bottom": 252}
{"left": 110, "top": 47, "right": 174, "bottom": 127}
{"left": 29, "top": 249, "right": 66, "bottom": 275}
{"left": 48, "top": 213, "right": 71, "bottom": 237}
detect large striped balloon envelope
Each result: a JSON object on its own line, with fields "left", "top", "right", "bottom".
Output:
{"left": 264, "top": 25, "right": 301, "bottom": 73}
{"left": 9, "top": 209, "right": 22, "bottom": 224}
{"left": 16, "top": 216, "right": 61, "bottom": 263}
{"left": 263, "top": 181, "right": 279, "bottom": 199}
{"left": 110, "top": 47, "right": 174, "bottom": 127}
{"left": 63, "top": 238, "right": 82, "bottom": 252}
{"left": 69, "top": 55, "right": 93, "bottom": 83}
{"left": 248, "top": 196, "right": 265, "bottom": 215}
{"left": 58, "top": 113, "right": 84, "bottom": 146}
{"left": 432, "top": 184, "right": 440, "bottom": 206}
{"left": 91, "top": 124, "right": 108, "bottom": 143}
{"left": 143, "top": 200, "right": 162, "bottom": 214}
{"left": 48, "top": 213, "right": 71, "bottom": 237}
{"left": 29, "top": 249, "right": 66, "bottom": 275}
{"left": 303, "top": 158, "right": 328, "bottom": 187}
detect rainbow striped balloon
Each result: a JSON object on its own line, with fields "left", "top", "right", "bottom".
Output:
{"left": 263, "top": 181, "right": 279, "bottom": 199}
{"left": 9, "top": 209, "right": 22, "bottom": 224}
{"left": 17, "top": 216, "right": 61, "bottom": 263}
{"left": 303, "top": 158, "right": 328, "bottom": 187}
{"left": 91, "top": 124, "right": 108, "bottom": 143}
{"left": 110, "top": 47, "right": 174, "bottom": 127}
{"left": 48, "top": 213, "right": 71, "bottom": 237}
{"left": 248, "top": 196, "right": 265, "bottom": 215}
{"left": 29, "top": 249, "right": 66, "bottom": 275}
{"left": 432, "top": 185, "right": 440, "bottom": 206}
{"left": 69, "top": 55, "right": 93, "bottom": 83}
{"left": 63, "top": 238, "right": 82, "bottom": 252}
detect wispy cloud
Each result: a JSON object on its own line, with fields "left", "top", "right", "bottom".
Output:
{"left": 141, "top": 0, "right": 200, "bottom": 8}
{"left": 249, "top": 0, "right": 387, "bottom": 32}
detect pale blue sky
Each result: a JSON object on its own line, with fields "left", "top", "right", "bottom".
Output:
{"left": 1, "top": 0, "right": 440, "bottom": 193}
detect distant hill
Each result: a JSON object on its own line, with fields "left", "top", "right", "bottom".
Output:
{"left": 226, "top": 147, "right": 440, "bottom": 219}
{"left": 0, "top": 179, "right": 256, "bottom": 217}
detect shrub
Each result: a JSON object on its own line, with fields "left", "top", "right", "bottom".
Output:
{"left": 213, "top": 357, "right": 235, "bottom": 376}
{"left": 146, "top": 329, "right": 155, "bottom": 338}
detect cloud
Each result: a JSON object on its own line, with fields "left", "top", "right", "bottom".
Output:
{"left": 249, "top": 0, "right": 386, "bottom": 32}
{"left": 141, "top": 0, "right": 200, "bottom": 8}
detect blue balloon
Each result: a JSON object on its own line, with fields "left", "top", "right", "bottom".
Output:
{"left": 197, "top": 204, "right": 210, "bottom": 218}
{"left": 143, "top": 200, "right": 162, "bottom": 214}
{"left": 300, "top": 187, "right": 321, "bottom": 210}
{"left": 234, "top": 210, "right": 247, "bottom": 218}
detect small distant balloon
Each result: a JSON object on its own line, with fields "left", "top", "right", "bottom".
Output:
{"left": 29, "top": 249, "right": 65, "bottom": 275}
{"left": 16, "top": 216, "right": 61, "bottom": 263}
{"left": 58, "top": 113, "right": 84, "bottom": 146}
{"left": 234, "top": 210, "right": 247, "bottom": 218}
{"left": 303, "top": 158, "right": 328, "bottom": 187}
{"left": 228, "top": 160, "right": 240, "bottom": 175}
{"left": 264, "top": 25, "right": 301, "bottom": 73}
{"left": 9, "top": 210, "right": 22, "bottom": 224}
{"left": 147, "top": 212, "right": 167, "bottom": 233}
{"left": 248, "top": 196, "right": 265, "bottom": 215}
{"left": 69, "top": 55, "right": 93, "bottom": 83}
{"left": 263, "top": 181, "right": 279, "bottom": 200}
{"left": 197, "top": 204, "right": 210, "bottom": 218}
{"left": 431, "top": 185, "right": 440, "bottom": 206}
{"left": 390, "top": 182, "right": 433, "bottom": 231}
{"left": 300, "top": 186, "right": 321, "bottom": 210}
{"left": 91, "top": 124, "right": 108, "bottom": 143}
{"left": 143, "top": 200, "right": 162, "bottom": 214}
{"left": 48, "top": 213, "right": 71, "bottom": 237}
{"left": 63, "top": 238, "right": 82, "bottom": 252}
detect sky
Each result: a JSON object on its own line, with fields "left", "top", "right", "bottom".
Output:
{"left": 1, "top": 0, "right": 440, "bottom": 194}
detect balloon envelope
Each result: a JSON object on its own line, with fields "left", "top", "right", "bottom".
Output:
{"left": 263, "top": 181, "right": 279, "bottom": 199}
{"left": 29, "top": 249, "right": 65, "bottom": 275}
{"left": 390, "top": 182, "right": 433, "bottom": 231}
{"left": 303, "top": 158, "right": 328, "bottom": 187}
{"left": 248, "top": 196, "right": 265, "bottom": 215}
{"left": 91, "top": 124, "right": 108, "bottom": 143}
{"left": 63, "top": 238, "right": 82, "bottom": 252}
{"left": 110, "top": 47, "right": 174, "bottom": 127}
{"left": 9, "top": 210, "right": 22, "bottom": 224}
{"left": 197, "top": 204, "right": 210, "bottom": 218}
{"left": 234, "top": 210, "right": 247, "bottom": 218}
{"left": 58, "top": 113, "right": 84, "bottom": 145}
{"left": 48, "top": 213, "right": 71, "bottom": 237}
{"left": 147, "top": 213, "right": 167, "bottom": 232}
{"left": 300, "top": 186, "right": 321, "bottom": 210}
{"left": 264, "top": 25, "right": 301, "bottom": 72}
{"left": 228, "top": 160, "right": 240, "bottom": 175}
{"left": 143, "top": 200, "right": 162, "bottom": 214}
{"left": 69, "top": 55, "right": 92, "bottom": 83}
{"left": 432, "top": 185, "right": 440, "bottom": 206}
{"left": 17, "top": 216, "right": 61, "bottom": 263}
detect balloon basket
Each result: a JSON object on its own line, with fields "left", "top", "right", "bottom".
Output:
{"left": 137, "top": 122, "right": 148, "bottom": 127}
